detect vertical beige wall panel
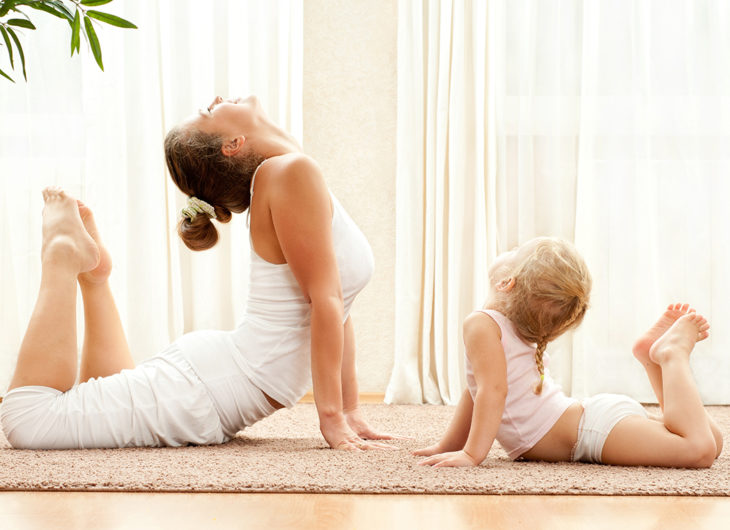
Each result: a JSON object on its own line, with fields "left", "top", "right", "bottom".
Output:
{"left": 303, "top": 0, "right": 398, "bottom": 392}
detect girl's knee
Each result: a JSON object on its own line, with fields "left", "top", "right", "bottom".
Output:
{"left": 710, "top": 423, "right": 723, "bottom": 459}
{"left": 684, "top": 437, "right": 717, "bottom": 469}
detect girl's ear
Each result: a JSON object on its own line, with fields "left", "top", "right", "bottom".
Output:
{"left": 496, "top": 277, "right": 516, "bottom": 292}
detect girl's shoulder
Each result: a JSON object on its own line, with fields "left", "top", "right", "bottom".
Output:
{"left": 470, "top": 309, "right": 532, "bottom": 348}
{"left": 473, "top": 309, "right": 513, "bottom": 333}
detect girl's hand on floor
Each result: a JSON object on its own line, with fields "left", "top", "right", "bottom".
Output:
{"left": 417, "top": 450, "right": 479, "bottom": 468}
{"left": 411, "top": 444, "right": 442, "bottom": 457}
{"left": 344, "top": 407, "right": 409, "bottom": 443}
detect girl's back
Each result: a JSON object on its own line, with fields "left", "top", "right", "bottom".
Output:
{"left": 466, "top": 309, "right": 575, "bottom": 459}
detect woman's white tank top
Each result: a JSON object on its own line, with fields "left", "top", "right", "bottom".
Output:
{"left": 229, "top": 168, "right": 374, "bottom": 407}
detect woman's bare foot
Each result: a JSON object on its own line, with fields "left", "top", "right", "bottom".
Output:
{"left": 633, "top": 304, "right": 704, "bottom": 366}
{"left": 77, "top": 200, "right": 112, "bottom": 284}
{"left": 41, "top": 187, "right": 99, "bottom": 273}
{"left": 649, "top": 312, "right": 710, "bottom": 365}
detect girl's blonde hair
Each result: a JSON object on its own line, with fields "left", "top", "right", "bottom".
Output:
{"left": 492, "top": 238, "right": 592, "bottom": 394}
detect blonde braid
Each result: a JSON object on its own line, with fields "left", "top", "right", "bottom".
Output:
{"left": 533, "top": 339, "right": 547, "bottom": 395}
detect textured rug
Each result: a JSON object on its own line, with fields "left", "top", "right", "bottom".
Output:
{"left": 0, "top": 404, "right": 728, "bottom": 495}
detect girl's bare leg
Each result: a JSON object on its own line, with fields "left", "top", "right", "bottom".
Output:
{"left": 602, "top": 313, "right": 718, "bottom": 468}
{"left": 77, "top": 202, "right": 135, "bottom": 382}
{"left": 632, "top": 303, "right": 722, "bottom": 454}
{"left": 7, "top": 188, "right": 99, "bottom": 392}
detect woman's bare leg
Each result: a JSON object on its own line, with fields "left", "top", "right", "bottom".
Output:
{"left": 602, "top": 313, "right": 718, "bottom": 467}
{"left": 632, "top": 303, "right": 722, "bottom": 455}
{"left": 77, "top": 202, "right": 134, "bottom": 382}
{"left": 7, "top": 188, "right": 99, "bottom": 392}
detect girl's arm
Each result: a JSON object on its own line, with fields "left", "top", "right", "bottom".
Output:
{"left": 418, "top": 312, "right": 507, "bottom": 467}
{"left": 412, "top": 388, "right": 474, "bottom": 456}
{"left": 269, "top": 155, "right": 375, "bottom": 451}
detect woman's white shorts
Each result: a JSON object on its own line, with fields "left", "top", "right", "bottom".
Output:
{"left": 571, "top": 393, "right": 648, "bottom": 464}
{"left": 0, "top": 333, "right": 274, "bottom": 450}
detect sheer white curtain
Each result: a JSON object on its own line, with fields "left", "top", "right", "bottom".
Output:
{"left": 0, "top": 0, "right": 302, "bottom": 392}
{"left": 386, "top": 0, "right": 494, "bottom": 405}
{"left": 570, "top": 0, "right": 730, "bottom": 403}
{"left": 387, "top": 0, "right": 730, "bottom": 404}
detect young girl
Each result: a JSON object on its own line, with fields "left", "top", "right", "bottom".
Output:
{"left": 414, "top": 237, "right": 723, "bottom": 468}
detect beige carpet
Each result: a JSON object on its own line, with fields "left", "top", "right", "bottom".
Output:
{"left": 0, "top": 404, "right": 727, "bottom": 495}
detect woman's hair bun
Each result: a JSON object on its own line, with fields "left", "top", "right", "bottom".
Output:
{"left": 214, "top": 205, "right": 232, "bottom": 223}
{"left": 178, "top": 214, "right": 219, "bottom": 251}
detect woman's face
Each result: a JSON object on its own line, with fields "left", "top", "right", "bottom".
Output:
{"left": 187, "top": 95, "right": 262, "bottom": 138}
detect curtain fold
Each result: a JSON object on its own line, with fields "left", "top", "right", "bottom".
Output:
{"left": 389, "top": 0, "right": 730, "bottom": 404}
{"left": 387, "top": 0, "right": 494, "bottom": 405}
{"left": 0, "top": 0, "right": 302, "bottom": 391}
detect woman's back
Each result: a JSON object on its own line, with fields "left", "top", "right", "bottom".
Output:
{"left": 229, "top": 169, "right": 374, "bottom": 407}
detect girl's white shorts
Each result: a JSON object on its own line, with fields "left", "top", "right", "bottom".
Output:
{"left": 571, "top": 393, "right": 648, "bottom": 463}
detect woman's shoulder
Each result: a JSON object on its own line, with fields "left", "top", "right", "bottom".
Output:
{"left": 257, "top": 153, "right": 333, "bottom": 229}
{"left": 256, "top": 153, "right": 328, "bottom": 205}
{"left": 265, "top": 153, "right": 322, "bottom": 183}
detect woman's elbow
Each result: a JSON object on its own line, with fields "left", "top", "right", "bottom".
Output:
{"left": 309, "top": 293, "right": 344, "bottom": 314}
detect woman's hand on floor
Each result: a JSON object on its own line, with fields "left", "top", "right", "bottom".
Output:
{"left": 320, "top": 414, "right": 396, "bottom": 451}
{"left": 417, "top": 450, "right": 479, "bottom": 468}
{"left": 344, "top": 407, "right": 407, "bottom": 443}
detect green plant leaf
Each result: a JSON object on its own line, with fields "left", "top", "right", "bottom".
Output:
{"left": 7, "top": 18, "right": 36, "bottom": 29}
{"left": 6, "top": 27, "right": 25, "bottom": 80}
{"left": 0, "top": 1, "right": 16, "bottom": 18}
{"left": 0, "top": 25, "right": 13, "bottom": 68}
{"left": 86, "top": 10, "right": 137, "bottom": 29}
{"left": 70, "top": 9, "right": 80, "bottom": 55}
{"left": 80, "top": 0, "right": 114, "bottom": 6}
{"left": 0, "top": 65, "right": 15, "bottom": 82}
{"left": 49, "top": 0, "right": 75, "bottom": 21}
{"left": 83, "top": 15, "right": 102, "bottom": 70}
{"left": 23, "top": 0, "right": 73, "bottom": 21}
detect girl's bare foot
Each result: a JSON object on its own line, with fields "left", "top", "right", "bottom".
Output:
{"left": 77, "top": 200, "right": 112, "bottom": 284}
{"left": 649, "top": 312, "right": 710, "bottom": 365}
{"left": 41, "top": 187, "right": 99, "bottom": 273}
{"left": 632, "top": 304, "right": 705, "bottom": 366}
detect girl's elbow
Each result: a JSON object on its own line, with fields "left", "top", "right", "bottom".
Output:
{"left": 493, "top": 383, "right": 508, "bottom": 400}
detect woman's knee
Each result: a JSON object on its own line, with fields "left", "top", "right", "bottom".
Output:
{"left": 0, "top": 387, "right": 60, "bottom": 449}
{"left": 1, "top": 405, "right": 36, "bottom": 449}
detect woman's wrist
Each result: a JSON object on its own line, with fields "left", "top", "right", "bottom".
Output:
{"left": 343, "top": 404, "right": 361, "bottom": 416}
{"left": 317, "top": 406, "right": 344, "bottom": 422}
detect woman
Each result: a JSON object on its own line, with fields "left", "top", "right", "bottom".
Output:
{"left": 1, "top": 95, "right": 392, "bottom": 451}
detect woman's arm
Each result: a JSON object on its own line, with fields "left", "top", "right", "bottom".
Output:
{"left": 268, "top": 155, "right": 365, "bottom": 450}
{"left": 418, "top": 312, "right": 507, "bottom": 467}
{"left": 341, "top": 316, "right": 359, "bottom": 413}
{"left": 341, "top": 316, "right": 400, "bottom": 441}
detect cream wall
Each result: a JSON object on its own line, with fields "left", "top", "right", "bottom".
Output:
{"left": 303, "top": 0, "right": 398, "bottom": 392}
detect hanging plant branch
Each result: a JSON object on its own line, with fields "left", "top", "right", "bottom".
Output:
{"left": 0, "top": 0, "right": 136, "bottom": 82}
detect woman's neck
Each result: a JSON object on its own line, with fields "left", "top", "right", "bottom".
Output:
{"left": 250, "top": 120, "right": 302, "bottom": 158}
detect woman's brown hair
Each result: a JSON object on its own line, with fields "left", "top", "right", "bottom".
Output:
{"left": 492, "top": 238, "right": 592, "bottom": 394}
{"left": 164, "top": 125, "right": 265, "bottom": 251}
